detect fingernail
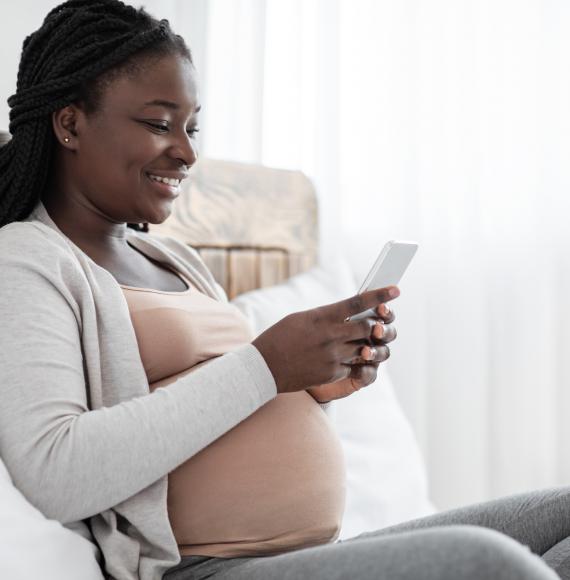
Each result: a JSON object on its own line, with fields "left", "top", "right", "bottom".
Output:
{"left": 373, "top": 322, "right": 384, "bottom": 338}
{"left": 380, "top": 304, "right": 390, "bottom": 317}
{"left": 362, "top": 346, "right": 375, "bottom": 361}
{"left": 389, "top": 287, "right": 400, "bottom": 298}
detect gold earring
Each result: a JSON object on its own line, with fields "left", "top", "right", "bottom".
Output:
{"left": 63, "top": 136, "right": 70, "bottom": 143}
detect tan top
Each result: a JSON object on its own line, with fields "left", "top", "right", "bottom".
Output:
{"left": 120, "top": 269, "right": 346, "bottom": 558}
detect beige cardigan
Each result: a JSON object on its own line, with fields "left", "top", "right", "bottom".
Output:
{"left": 0, "top": 202, "right": 277, "bottom": 579}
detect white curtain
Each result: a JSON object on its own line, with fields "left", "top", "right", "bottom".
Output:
{"left": 145, "top": 0, "right": 570, "bottom": 511}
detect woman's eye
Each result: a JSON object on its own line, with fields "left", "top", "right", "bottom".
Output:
{"left": 142, "top": 121, "right": 198, "bottom": 138}
{"left": 144, "top": 121, "right": 169, "bottom": 132}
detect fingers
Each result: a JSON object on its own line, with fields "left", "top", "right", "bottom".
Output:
{"left": 330, "top": 286, "right": 400, "bottom": 321}
{"left": 338, "top": 341, "right": 389, "bottom": 366}
{"left": 343, "top": 317, "right": 378, "bottom": 342}
{"left": 343, "top": 317, "right": 397, "bottom": 344}
{"left": 353, "top": 344, "right": 390, "bottom": 364}
{"left": 376, "top": 303, "right": 396, "bottom": 325}
{"left": 371, "top": 322, "right": 397, "bottom": 345}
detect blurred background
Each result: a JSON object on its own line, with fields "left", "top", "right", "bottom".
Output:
{"left": 3, "top": 0, "right": 570, "bottom": 513}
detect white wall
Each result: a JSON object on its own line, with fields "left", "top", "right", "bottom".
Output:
{"left": 0, "top": 1, "right": 207, "bottom": 132}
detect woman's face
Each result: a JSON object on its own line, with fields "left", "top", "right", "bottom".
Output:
{"left": 57, "top": 52, "right": 200, "bottom": 227}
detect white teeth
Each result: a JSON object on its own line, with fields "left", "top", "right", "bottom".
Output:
{"left": 148, "top": 174, "right": 180, "bottom": 187}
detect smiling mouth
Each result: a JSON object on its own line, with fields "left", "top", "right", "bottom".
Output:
{"left": 147, "top": 173, "right": 181, "bottom": 187}
{"left": 145, "top": 173, "right": 182, "bottom": 197}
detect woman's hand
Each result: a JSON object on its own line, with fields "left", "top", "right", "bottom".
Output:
{"left": 252, "top": 286, "right": 399, "bottom": 394}
{"left": 306, "top": 303, "right": 397, "bottom": 403}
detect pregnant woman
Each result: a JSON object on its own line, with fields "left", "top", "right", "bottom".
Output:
{"left": 0, "top": 1, "right": 569, "bottom": 579}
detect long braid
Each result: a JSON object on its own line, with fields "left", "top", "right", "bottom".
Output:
{"left": 0, "top": 0, "right": 190, "bottom": 229}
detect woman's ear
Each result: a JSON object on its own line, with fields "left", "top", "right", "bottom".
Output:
{"left": 52, "top": 105, "right": 83, "bottom": 150}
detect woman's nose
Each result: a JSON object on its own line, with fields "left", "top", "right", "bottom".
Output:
{"left": 169, "top": 133, "right": 198, "bottom": 168}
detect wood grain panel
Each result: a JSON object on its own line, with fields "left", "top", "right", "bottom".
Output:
{"left": 150, "top": 158, "right": 319, "bottom": 298}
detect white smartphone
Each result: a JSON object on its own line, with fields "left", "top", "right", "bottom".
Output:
{"left": 348, "top": 240, "right": 418, "bottom": 322}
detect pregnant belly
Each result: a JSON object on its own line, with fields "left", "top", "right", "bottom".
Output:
{"left": 167, "top": 391, "right": 346, "bottom": 558}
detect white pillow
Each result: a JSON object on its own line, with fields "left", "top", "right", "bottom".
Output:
{"left": 0, "top": 458, "right": 104, "bottom": 580}
{"left": 334, "top": 372, "right": 435, "bottom": 538}
{"left": 231, "top": 255, "right": 435, "bottom": 539}
{"left": 232, "top": 255, "right": 358, "bottom": 330}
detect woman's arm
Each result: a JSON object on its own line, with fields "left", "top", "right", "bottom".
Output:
{"left": 0, "top": 256, "right": 276, "bottom": 524}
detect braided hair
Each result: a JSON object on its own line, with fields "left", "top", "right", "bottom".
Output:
{"left": 0, "top": 0, "right": 191, "bottom": 230}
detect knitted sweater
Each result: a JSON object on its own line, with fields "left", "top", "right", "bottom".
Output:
{"left": 0, "top": 202, "right": 277, "bottom": 579}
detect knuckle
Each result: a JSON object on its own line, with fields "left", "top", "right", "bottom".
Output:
{"left": 378, "top": 288, "right": 393, "bottom": 303}
{"left": 310, "top": 307, "right": 325, "bottom": 326}
{"left": 348, "top": 294, "right": 364, "bottom": 314}
{"left": 326, "top": 343, "right": 341, "bottom": 363}
{"left": 319, "top": 335, "right": 332, "bottom": 349}
{"left": 345, "top": 324, "right": 357, "bottom": 342}
{"left": 359, "top": 319, "right": 372, "bottom": 336}
{"left": 318, "top": 325, "right": 336, "bottom": 346}
{"left": 281, "top": 312, "right": 294, "bottom": 325}
{"left": 343, "top": 325, "right": 356, "bottom": 342}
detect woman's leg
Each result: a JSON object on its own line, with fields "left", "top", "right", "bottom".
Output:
{"left": 167, "top": 526, "right": 557, "bottom": 580}
{"left": 349, "top": 486, "right": 570, "bottom": 577}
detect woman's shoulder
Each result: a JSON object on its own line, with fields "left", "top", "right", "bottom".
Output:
{"left": 0, "top": 221, "right": 91, "bottom": 324}
{"left": 0, "top": 220, "right": 79, "bottom": 276}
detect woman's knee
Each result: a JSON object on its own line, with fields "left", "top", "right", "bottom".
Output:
{"left": 443, "top": 526, "right": 558, "bottom": 580}
{"left": 332, "top": 525, "right": 557, "bottom": 580}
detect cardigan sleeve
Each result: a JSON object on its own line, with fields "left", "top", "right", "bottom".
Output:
{"left": 0, "top": 229, "right": 277, "bottom": 523}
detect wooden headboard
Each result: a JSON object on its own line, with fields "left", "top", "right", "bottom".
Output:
{"left": 150, "top": 158, "right": 319, "bottom": 300}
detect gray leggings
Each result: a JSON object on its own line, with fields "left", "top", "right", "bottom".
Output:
{"left": 163, "top": 487, "right": 570, "bottom": 579}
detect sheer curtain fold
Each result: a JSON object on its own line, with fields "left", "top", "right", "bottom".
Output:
{"left": 180, "top": 0, "right": 570, "bottom": 511}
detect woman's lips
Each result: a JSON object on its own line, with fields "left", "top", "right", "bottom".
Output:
{"left": 145, "top": 173, "right": 180, "bottom": 198}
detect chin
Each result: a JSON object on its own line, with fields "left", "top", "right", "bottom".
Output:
{"left": 144, "top": 202, "right": 175, "bottom": 225}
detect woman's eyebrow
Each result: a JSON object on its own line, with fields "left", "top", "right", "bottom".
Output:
{"left": 144, "top": 99, "right": 178, "bottom": 110}
{"left": 143, "top": 99, "right": 201, "bottom": 114}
